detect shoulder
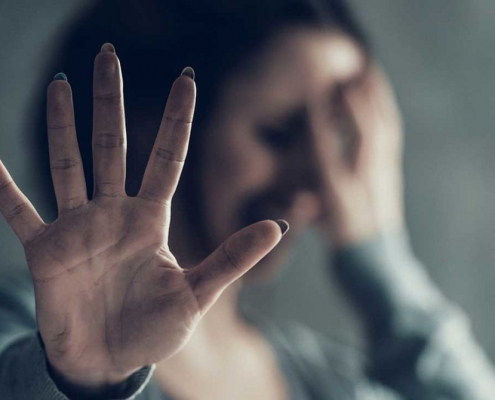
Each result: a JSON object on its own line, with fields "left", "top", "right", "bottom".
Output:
{"left": 0, "top": 265, "right": 34, "bottom": 302}
{"left": 265, "top": 320, "right": 402, "bottom": 399}
{"left": 249, "top": 315, "right": 371, "bottom": 398}
{"left": 0, "top": 265, "right": 33, "bottom": 289}
{"left": 268, "top": 319, "right": 365, "bottom": 376}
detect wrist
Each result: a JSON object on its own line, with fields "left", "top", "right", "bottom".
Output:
{"left": 47, "top": 360, "right": 140, "bottom": 400}
{"left": 38, "top": 332, "right": 140, "bottom": 399}
{"left": 319, "top": 206, "right": 405, "bottom": 248}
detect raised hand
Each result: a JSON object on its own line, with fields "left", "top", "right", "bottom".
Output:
{"left": 0, "top": 43, "right": 286, "bottom": 393}
{"left": 312, "top": 65, "right": 405, "bottom": 245}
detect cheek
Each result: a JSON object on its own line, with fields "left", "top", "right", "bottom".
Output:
{"left": 202, "top": 123, "right": 278, "bottom": 243}
{"left": 217, "top": 132, "right": 274, "bottom": 187}
{"left": 206, "top": 114, "right": 278, "bottom": 190}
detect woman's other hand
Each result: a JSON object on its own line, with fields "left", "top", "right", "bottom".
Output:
{"left": 0, "top": 43, "right": 286, "bottom": 394}
{"left": 313, "top": 65, "right": 405, "bottom": 246}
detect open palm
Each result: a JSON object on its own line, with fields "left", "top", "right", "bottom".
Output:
{"left": 0, "top": 43, "right": 285, "bottom": 389}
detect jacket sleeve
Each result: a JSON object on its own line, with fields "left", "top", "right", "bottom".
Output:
{"left": 332, "top": 231, "right": 495, "bottom": 400}
{"left": 0, "top": 267, "right": 154, "bottom": 400}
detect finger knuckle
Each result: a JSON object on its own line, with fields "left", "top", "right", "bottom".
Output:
{"left": 47, "top": 122, "right": 75, "bottom": 132}
{"left": 154, "top": 147, "right": 185, "bottom": 164}
{"left": 5, "top": 202, "right": 29, "bottom": 222}
{"left": 139, "top": 189, "right": 171, "bottom": 206}
{"left": 220, "top": 242, "right": 242, "bottom": 273}
{"left": 95, "top": 181, "right": 123, "bottom": 197}
{"left": 94, "top": 92, "right": 122, "bottom": 102}
{"left": 58, "top": 197, "right": 86, "bottom": 213}
{"left": 94, "top": 133, "right": 125, "bottom": 149}
{"left": 0, "top": 179, "right": 13, "bottom": 192}
{"left": 50, "top": 157, "right": 80, "bottom": 171}
{"left": 163, "top": 114, "right": 193, "bottom": 125}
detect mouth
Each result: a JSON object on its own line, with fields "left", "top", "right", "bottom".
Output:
{"left": 239, "top": 190, "right": 319, "bottom": 236}
{"left": 237, "top": 191, "right": 321, "bottom": 282}
{"left": 240, "top": 191, "right": 294, "bottom": 226}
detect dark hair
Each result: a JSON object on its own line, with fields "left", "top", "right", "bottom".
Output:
{"left": 30, "top": 0, "right": 369, "bottom": 253}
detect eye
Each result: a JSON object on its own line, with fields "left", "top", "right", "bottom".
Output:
{"left": 257, "top": 125, "right": 297, "bottom": 151}
{"left": 329, "top": 107, "right": 350, "bottom": 133}
{"left": 327, "top": 92, "right": 358, "bottom": 160}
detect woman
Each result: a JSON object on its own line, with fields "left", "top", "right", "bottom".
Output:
{"left": 1, "top": 0, "right": 495, "bottom": 399}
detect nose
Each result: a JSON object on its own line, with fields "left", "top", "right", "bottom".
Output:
{"left": 277, "top": 131, "right": 322, "bottom": 193}
{"left": 272, "top": 138, "right": 324, "bottom": 225}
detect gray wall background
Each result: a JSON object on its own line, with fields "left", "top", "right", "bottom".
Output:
{"left": 2, "top": 0, "right": 495, "bottom": 360}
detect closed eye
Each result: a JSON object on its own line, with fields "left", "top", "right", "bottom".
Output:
{"left": 257, "top": 125, "right": 298, "bottom": 151}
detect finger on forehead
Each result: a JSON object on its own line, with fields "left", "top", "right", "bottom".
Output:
{"left": 309, "top": 94, "right": 347, "bottom": 177}
{"left": 92, "top": 45, "right": 127, "bottom": 197}
{"left": 362, "top": 65, "right": 404, "bottom": 152}
{"left": 368, "top": 65, "right": 402, "bottom": 124}
{"left": 139, "top": 74, "right": 196, "bottom": 204}
{"left": 342, "top": 80, "right": 374, "bottom": 171}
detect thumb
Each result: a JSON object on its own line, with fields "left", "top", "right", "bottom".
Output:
{"left": 186, "top": 219, "right": 289, "bottom": 314}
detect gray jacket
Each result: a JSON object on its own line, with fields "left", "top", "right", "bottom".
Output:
{"left": 1, "top": 232, "right": 495, "bottom": 399}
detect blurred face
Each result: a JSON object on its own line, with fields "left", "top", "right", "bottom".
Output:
{"left": 200, "top": 27, "right": 367, "bottom": 282}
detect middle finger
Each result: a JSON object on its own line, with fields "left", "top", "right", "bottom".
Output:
{"left": 92, "top": 43, "right": 126, "bottom": 198}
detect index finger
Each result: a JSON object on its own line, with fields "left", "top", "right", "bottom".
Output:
{"left": 138, "top": 68, "right": 196, "bottom": 204}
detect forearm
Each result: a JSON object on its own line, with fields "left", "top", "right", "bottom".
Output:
{"left": 0, "top": 331, "right": 155, "bottom": 400}
{"left": 331, "top": 231, "right": 495, "bottom": 399}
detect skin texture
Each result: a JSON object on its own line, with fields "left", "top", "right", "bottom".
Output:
{"left": 195, "top": 28, "right": 404, "bottom": 283}
{"left": 0, "top": 43, "right": 285, "bottom": 397}
{"left": 0, "top": 27, "right": 404, "bottom": 400}
{"left": 153, "top": 28, "right": 405, "bottom": 400}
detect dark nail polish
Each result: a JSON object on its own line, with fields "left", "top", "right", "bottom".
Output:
{"left": 53, "top": 72, "right": 67, "bottom": 81}
{"left": 181, "top": 66, "right": 195, "bottom": 80}
{"left": 101, "top": 43, "right": 116, "bottom": 53}
{"left": 274, "top": 219, "right": 289, "bottom": 236}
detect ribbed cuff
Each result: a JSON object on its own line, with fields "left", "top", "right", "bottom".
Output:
{"left": 332, "top": 230, "right": 448, "bottom": 337}
{"left": 4, "top": 332, "right": 154, "bottom": 400}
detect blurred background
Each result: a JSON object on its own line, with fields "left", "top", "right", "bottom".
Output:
{"left": 2, "top": 0, "right": 495, "bottom": 360}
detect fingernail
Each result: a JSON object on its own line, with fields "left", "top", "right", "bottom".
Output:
{"left": 53, "top": 72, "right": 67, "bottom": 81}
{"left": 101, "top": 42, "right": 116, "bottom": 53}
{"left": 274, "top": 219, "right": 290, "bottom": 236}
{"left": 181, "top": 66, "right": 195, "bottom": 80}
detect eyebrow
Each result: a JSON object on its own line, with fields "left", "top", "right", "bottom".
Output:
{"left": 258, "top": 62, "right": 369, "bottom": 131}
{"left": 259, "top": 106, "right": 308, "bottom": 132}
